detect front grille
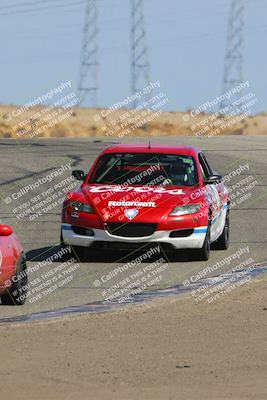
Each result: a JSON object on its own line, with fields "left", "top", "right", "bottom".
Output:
{"left": 91, "top": 241, "right": 174, "bottom": 252}
{"left": 105, "top": 222, "right": 157, "bottom": 238}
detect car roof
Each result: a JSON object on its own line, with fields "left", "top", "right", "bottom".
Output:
{"left": 102, "top": 144, "right": 201, "bottom": 157}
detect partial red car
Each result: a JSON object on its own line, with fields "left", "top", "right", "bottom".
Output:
{"left": 61, "top": 144, "right": 230, "bottom": 261}
{"left": 0, "top": 224, "right": 27, "bottom": 305}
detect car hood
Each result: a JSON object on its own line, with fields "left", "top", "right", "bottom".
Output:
{"left": 73, "top": 184, "right": 205, "bottom": 223}
{"left": 83, "top": 184, "right": 201, "bottom": 205}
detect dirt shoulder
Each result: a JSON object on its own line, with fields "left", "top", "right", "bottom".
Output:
{"left": 0, "top": 276, "right": 266, "bottom": 400}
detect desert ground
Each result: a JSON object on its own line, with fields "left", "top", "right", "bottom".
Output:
{"left": 0, "top": 275, "right": 266, "bottom": 400}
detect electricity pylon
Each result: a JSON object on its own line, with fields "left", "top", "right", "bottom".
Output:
{"left": 130, "top": 0, "right": 151, "bottom": 108}
{"left": 220, "top": 0, "right": 245, "bottom": 111}
{"left": 77, "top": 0, "right": 99, "bottom": 107}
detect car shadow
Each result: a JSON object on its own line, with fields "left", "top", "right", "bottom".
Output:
{"left": 26, "top": 246, "right": 191, "bottom": 264}
{"left": 26, "top": 245, "right": 65, "bottom": 263}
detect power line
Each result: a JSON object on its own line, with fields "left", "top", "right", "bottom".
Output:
{"left": 0, "top": 0, "right": 85, "bottom": 16}
{"left": 0, "top": 0, "right": 69, "bottom": 11}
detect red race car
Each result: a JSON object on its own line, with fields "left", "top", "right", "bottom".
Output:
{"left": 61, "top": 144, "right": 230, "bottom": 261}
{"left": 0, "top": 224, "right": 27, "bottom": 305}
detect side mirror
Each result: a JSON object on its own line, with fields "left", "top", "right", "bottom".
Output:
{"left": 0, "top": 225, "right": 13, "bottom": 236}
{"left": 204, "top": 174, "right": 223, "bottom": 185}
{"left": 72, "top": 170, "right": 86, "bottom": 181}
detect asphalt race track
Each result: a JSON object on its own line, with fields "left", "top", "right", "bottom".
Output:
{"left": 0, "top": 136, "right": 266, "bottom": 319}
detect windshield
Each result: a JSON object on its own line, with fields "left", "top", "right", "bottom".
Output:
{"left": 89, "top": 153, "right": 199, "bottom": 187}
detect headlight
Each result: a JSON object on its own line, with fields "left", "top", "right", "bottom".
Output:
{"left": 69, "top": 200, "right": 94, "bottom": 214}
{"left": 170, "top": 204, "right": 201, "bottom": 216}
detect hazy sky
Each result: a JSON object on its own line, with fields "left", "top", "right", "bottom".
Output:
{"left": 0, "top": 0, "right": 266, "bottom": 113}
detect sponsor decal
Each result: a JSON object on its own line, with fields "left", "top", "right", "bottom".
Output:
{"left": 108, "top": 201, "right": 156, "bottom": 208}
{"left": 124, "top": 209, "right": 139, "bottom": 220}
{"left": 89, "top": 185, "right": 185, "bottom": 195}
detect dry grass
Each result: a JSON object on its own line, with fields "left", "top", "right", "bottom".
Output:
{"left": 0, "top": 104, "right": 266, "bottom": 139}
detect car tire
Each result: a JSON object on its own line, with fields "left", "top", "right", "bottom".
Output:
{"left": 60, "top": 229, "right": 87, "bottom": 261}
{"left": 191, "top": 223, "right": 211, "bottom": 261}
{"left": 60, "top": 229, "right": 71, "bottom": 260}
{"left": 60, "top": 229, "right": 66, "bottom": 249}
{"left": 1, "top": 255, "right": 28, "bottom": 306}
{"left": 214, "top": 209, "right": 230, "bottom": 250}
{"left": 71, "top": 246, "right": 87, "bottom": 261}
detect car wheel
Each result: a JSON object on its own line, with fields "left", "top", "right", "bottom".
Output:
{"left": 60, "top": 229, "right": 67, "bottom": 249}
{"left": 71, "top": 246, "right": 87, "bottom": 262}
{"left": 191, "top": 224, "right": 211, "bottom": 261}
{"left": 60, "top": 229, "right": 86, "bottom": 261}
{"left": 59, "top": 229, "right": 71, "bottom": 260}
{"left": 1, "top": 255, "right": 28, "bottom": 305}
{"left": 214, "top": 209, "right": 230, "bottom": 250}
